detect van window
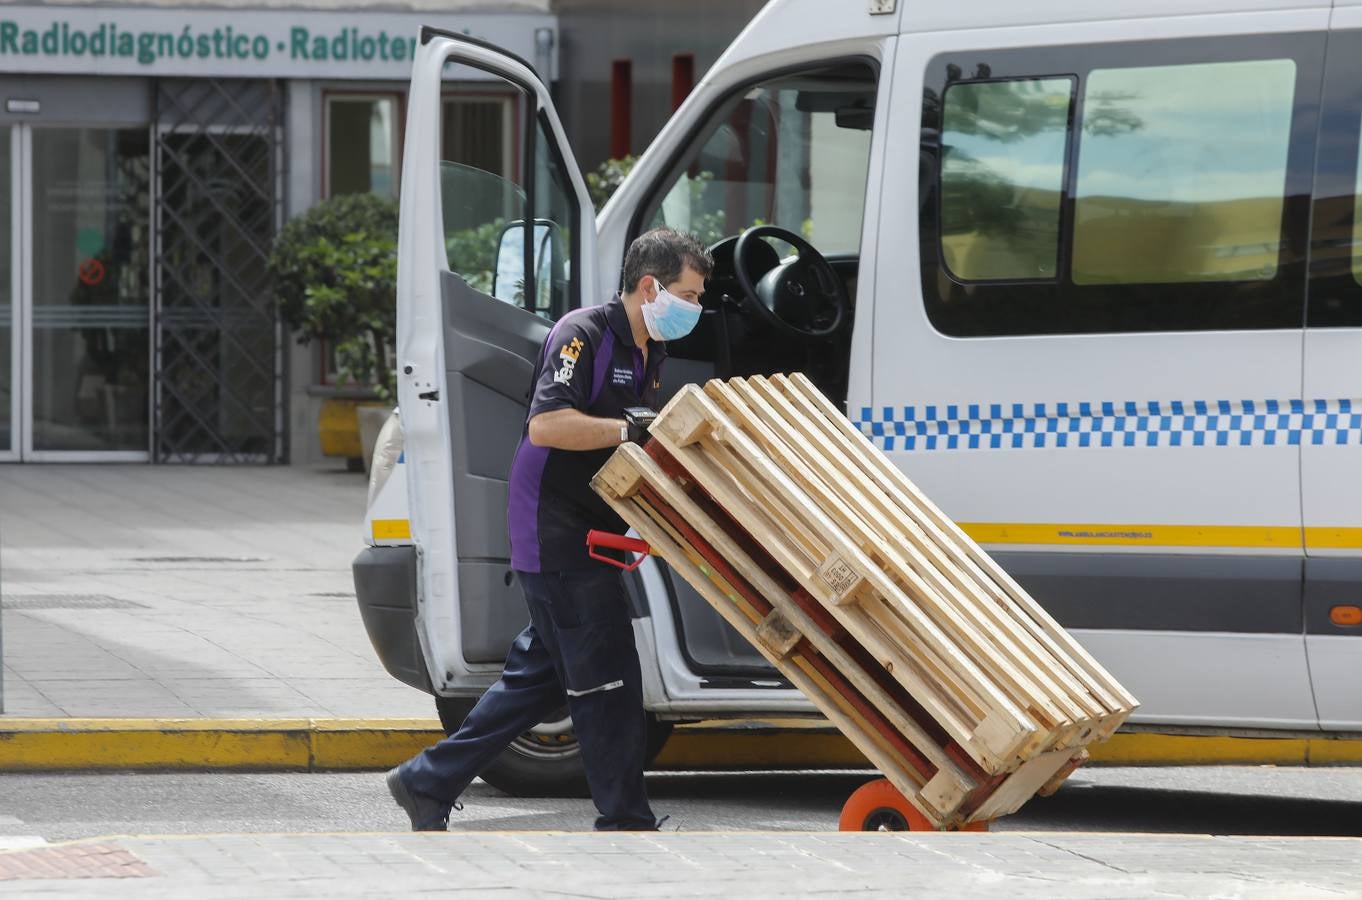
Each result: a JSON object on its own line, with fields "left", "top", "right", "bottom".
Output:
{"left": 919, "top": 34, "right": 1321, "bottom": 336}
{"left": 1304, "top": 30, "right": 1362, "bottom": 327}
{"left": 531, "top": 121, "right": 576, "bottom": 317}
{"left": 643, "top": 64, "right": 875, "bottom": 255}
{"left": 1073, "top": 60, "right": 1295, "bottom": 285}
{"left": 940, "top": 78, "right": 1073, "bottom": 281}
{"left": 1355, "top": 118, "right": 1362, "bottom": 288}
{"left": 439, "top": 73, "right": 578, "bottom": 322}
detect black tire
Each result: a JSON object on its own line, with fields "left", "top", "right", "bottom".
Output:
{"left": 434, "top": 695, "right": 674, "bottom": 798}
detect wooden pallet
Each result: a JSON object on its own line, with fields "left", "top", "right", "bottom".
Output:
{"left": 591, "top": 374, "right": 1138, "bottom": 828}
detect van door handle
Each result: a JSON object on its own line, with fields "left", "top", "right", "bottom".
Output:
{"left": 418, "top": 390, "right": 440, "bottom": 402}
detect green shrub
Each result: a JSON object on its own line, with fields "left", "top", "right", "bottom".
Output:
{"left": 269, "top": 193, "right": 399, "bottom": 399}
{"left": 586, "top": 155, "right": 636, "bottom": 211}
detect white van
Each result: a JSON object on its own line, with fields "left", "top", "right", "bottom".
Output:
{"left": 353, "top": 0, "right": 1362, "bottom": 795}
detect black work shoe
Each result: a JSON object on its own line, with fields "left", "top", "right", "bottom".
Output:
{"left": 386, "top": 766, "right": 451, "bottom": 832}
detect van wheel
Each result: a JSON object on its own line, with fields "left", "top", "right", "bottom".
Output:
{"left": 434, "top": 696, "right": 674, "bottom": 798}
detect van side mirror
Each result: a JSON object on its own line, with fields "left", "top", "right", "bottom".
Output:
{"left": 493, "top": 220, "right": 564, "bottom": 310}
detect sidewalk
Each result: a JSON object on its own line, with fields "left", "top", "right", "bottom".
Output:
{"left": 2, "top": 831, "right": 1358, "bottom": 898}
{"left": 0, "top": 464, "right": 432, "bottom": 720}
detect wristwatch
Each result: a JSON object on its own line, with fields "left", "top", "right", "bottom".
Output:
{"left": 623, "top": 407, "right": 659, "bottom": 444}
{"left": 619, "top": 422, "right": 630, "bottom": 445}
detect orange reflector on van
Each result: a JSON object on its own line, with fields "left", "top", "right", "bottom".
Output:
{"left": 1329, "top": 605, "right": 1362, "bottom": 627}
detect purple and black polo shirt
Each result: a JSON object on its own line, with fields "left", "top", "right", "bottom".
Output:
{"left": 507, "top": 294, "right": 666, "bottom": 573}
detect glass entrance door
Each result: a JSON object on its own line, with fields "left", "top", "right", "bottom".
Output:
{"left": 9, "top": 125, "right": 151, "bottom": 460}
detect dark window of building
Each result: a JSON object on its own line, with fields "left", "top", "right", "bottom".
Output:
{"left": 919, "top": 34, "right": 1323, "bottom": 337}
{"left": 325, "top": 94, "right": 400, "bottom": 197}
{"left": 320, "top": 93, "right": 400, "bottom": 383}
{"left": 442, "top": 95, "right": 514, "bottom": 178}
{"left": 611, "top": 59, "right": 633, "bottom": 159}
{"left": 672, "top": 53, "right": 696, "bottom": 110}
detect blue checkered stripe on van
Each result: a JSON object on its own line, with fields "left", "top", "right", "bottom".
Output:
{"left": 855, "top": 399, "right": 1362, "bottom": 452}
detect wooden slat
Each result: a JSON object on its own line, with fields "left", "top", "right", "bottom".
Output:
{"left": 746, "top": 376, "right": 1107, "bottom": 720}
{"left": 593, "top": 374, "right": 1139, "bottom": 827}
{"left": 718, "top": 376, "right": 1094, "bottom": 737}
{"left": 682, "top": 427, "right": 988, "bottom": 730}
{"left": 652, "top": 387, "right": 1038, "bottom": 773}
{"left": 593, "top": 459, "right": 965, "bottom": 822}
{"left": 779, "top": 372, "right": 1137, "bottom": 716}
{"left": 971, "top": 748, "right": 1076, "bottom": 822}
{"left": 654, "top": 431, "right": 986, "bottom": 736}
{"left": 603, "top": 444, "right": 979, "bottom": 784}
{"left": 684, "top": 390, "right": 1044, "bottom": 741}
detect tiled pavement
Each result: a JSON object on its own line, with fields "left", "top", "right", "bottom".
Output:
{"left": 0, "top": 465, "right": 433, "bottom": 719}
{"left": 1, "top": 831, "right": 1358, "bottom": 898}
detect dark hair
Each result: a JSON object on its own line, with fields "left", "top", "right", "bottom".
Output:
{"left": 621, "top": 226, "right": 714, "bottom": 293}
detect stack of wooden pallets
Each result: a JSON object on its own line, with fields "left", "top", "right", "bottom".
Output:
{"left": 592, "top": 374, "right": 1138, "bottom": 829}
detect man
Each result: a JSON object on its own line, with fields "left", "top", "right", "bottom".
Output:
{"left": 387, "top": 226, "right": 713, "bottom": 832}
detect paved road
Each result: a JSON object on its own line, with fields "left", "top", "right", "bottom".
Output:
{"left": 4, "top": 766, "right": 1362, "bottom": 842}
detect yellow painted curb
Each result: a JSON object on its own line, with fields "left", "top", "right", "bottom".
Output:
{"left": 1089, "top": 733, "right": 1310, "bottom": 766}
{"left": 3, "top": 718, "right": 1361, "bottom": 771}
{"left": 1083, "top": 732, "right": 1362, "bottom": 766}
{"left": 311, "top": 719, "right": 444, "bottom": 770}
{"left": 0, "top": 718, "right": 443, "bottom": 772}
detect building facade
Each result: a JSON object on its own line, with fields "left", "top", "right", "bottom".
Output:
{"left": 0, "top": 0, "right": 553, "bottom": 464}
{"left": 0, "top": 0, "right": 761, "bottom": 465}
{"left": 555, "top": 0, "right": 765, "bottom": 175}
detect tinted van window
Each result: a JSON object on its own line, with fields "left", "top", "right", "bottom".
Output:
{"left": 919, "top": 34, "right": 1321, "bottom": 337}
{"left": 1073, "top": 60, "right": 1295, "bottom": 285}
{"left": 940, "top": 78, "right": 1073, "bottom": 281}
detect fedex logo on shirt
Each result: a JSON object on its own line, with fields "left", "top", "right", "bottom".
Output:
{"left": 553, "top": 337, "right": 584, "bottom": 385}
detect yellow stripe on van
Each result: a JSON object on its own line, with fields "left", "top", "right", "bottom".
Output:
{"left": 959, "top": 522, "right": 1302, "bottom": 549}
{"left": 1304, "top": 527, "right": 1362, "bottom": 550}
{"left": 371, "top": 519, "right": 411, "bottom": 540}
{"left": 368, "top": 518, "right": 1362, "bottom": 549}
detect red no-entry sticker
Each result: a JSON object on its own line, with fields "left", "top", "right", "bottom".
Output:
{"left": 78, "top": 258, "right": 105, "bottom": 287}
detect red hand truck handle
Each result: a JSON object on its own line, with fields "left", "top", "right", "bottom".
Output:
{"left": 586, "top": 530, "right": 651, "bottom": 571}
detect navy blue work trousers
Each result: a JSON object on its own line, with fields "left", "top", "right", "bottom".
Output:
{"left": 401, "top": 567, "right": 656, "bottom": 831}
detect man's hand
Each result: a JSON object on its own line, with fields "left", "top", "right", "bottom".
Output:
{"left": 527, "top": 408, "right": 627, "bottom": 451}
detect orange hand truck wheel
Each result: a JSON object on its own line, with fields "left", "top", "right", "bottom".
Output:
{"left": 839, "top": 778, "right": 989, "bottom": 832}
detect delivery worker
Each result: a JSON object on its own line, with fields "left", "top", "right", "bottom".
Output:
{"left": 387, "top": 226, "right": 713, "bottom": 832}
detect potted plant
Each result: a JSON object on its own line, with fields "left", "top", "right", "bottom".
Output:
{"left": 268, "top": 192, "right": 399, "bottom": 470}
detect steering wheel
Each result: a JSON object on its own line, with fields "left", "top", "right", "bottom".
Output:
{"left": 733, "top": 225, "right": 850, "bottom": 341}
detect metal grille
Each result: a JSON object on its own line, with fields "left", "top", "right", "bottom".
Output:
{"left": 153, "top": 79, "right": 286, "bottom": 463}
{"left": 2, "top": 595, "right": 148, "bottom": 610}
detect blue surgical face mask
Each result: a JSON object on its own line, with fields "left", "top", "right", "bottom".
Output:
{"left": 639, "top": 278, "right": 702, "bottom": 341}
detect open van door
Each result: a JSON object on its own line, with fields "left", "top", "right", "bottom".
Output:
{"left": 397, "top": 29, "right": 599, "bottom": 695}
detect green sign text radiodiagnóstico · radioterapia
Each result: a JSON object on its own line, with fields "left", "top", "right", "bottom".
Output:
{"left": 0, "top": 21, "right": 432, "bottom": 66}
